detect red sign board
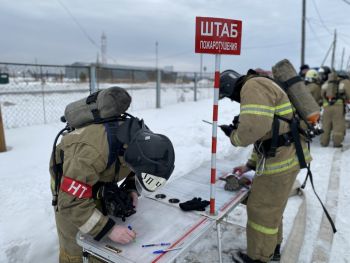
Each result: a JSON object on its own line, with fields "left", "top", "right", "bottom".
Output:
{"left": 195, "top": 16, "right": 242, "bottom": 55}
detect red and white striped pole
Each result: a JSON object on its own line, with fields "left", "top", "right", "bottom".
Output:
{"left": 210, "top": 54, "right": 221, "bottom": 215}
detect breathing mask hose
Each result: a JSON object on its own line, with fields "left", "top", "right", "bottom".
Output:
{"left": 52, "top": 126, "right": 70, "bottom": 207}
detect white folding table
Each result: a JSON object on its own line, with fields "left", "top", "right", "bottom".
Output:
{"left": 77, "top": 159, "right": 250, "bottom": 263}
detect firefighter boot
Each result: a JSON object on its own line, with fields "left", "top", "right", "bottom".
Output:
{"left": 232, "top": 251, "right": 265, "bottom": 263}
{"left": 270, "top": 244, "right": 281, "bottom": 262}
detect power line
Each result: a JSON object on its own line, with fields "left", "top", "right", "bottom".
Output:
{"left": 306, "top": 18, "right": 327, "bottom": 48}
{"left": 55, "top": 0, "right": 100, "bottom": 49}
{"left": 311, "top": 0, "right": 333, "bottom": 35}
{"left": 342, "top": 0, "right": 350, "bottom": 5}
{"left": 56, "top": 0, "right": 121, "bottom": 64}
{"left": 244, "top": 34, "right": 330, "bottom": 50}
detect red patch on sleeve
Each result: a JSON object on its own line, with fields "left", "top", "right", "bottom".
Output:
{"left": 60, "top": 176, "right": 92, "bottom": 199}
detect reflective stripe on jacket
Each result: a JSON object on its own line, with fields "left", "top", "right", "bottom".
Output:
{"left": 230, "top": 77, "right": 311, "bottom": 176}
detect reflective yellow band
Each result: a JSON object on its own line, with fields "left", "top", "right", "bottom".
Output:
{"left": 250, "top": 152, "right": 258, "bottom": 162}
{"left": 240, "top": 110, "right": 274, "bottom": 117}
{"left": 242, "top": 104, "right": 275, "bottom": 111}
{"left": 50, "top": 177, "right": 55, "bottom": 192}
{"left": 275, "top": 102, "right": 293, "bottom": 116}
{"left": 248, "top": 220, "right": 278, "bottom": 235}
{"left": 232, "top": 132, "right": 242, "bottom": 146}
{"left": 241, "top": 104, "right": 275, "bottom": 118}
{"left": 241, "top": 103, "right": 293, "bottom": 118}
{"left": 323, "top": 99, "right": 344, "bottom": 107}
{"left": 256, "top": 149, "right": 311, "bottom": 175}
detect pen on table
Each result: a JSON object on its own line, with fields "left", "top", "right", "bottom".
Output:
{"left": 142, "top": 243, "right": 171, "bottom": 247}
{"left": 152, "top": 247, "right": 183, "bottom": 254}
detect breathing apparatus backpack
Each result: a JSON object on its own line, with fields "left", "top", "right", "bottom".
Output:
{"left": 271, "top": 59, "right": 336, "bottom": 233}
{"left": 324, "top": 72, "right": 345, "bottom": 106}
{"left": 51, "top": 86, "right": 132, "bottom": 207}
{"left": 51, "top": 86, "right": 175, "bottom": 220}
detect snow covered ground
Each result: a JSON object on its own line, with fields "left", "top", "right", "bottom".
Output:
{"left": 0, "top": 98, "right": 349, "bottom": 263}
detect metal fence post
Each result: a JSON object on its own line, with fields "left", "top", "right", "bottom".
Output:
{"left": 90, "top": 65, "right": 97, "bottom": 94}
{"left": 0, "top": 104, "right": 6, "bottom": 152}
{"left": 40, "top": 66, "right": 47, "bottom": 124}
{"left": 194, "top": 72, "right": 198, "bottom": 102}
{"left": 156, "top": 69, "right": 161, "bottom": 108}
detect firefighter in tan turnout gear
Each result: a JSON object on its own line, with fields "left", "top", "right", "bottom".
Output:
{"left": 49, "top": 88, "right": 175, "bottom": 263}
{"left": 219, "top": 69, "right": 311, "bottom": 263}
{"left": 305, "top": 69, "right": 322, "bottom": 106}
{"left": 320, "top": 71, "right": 350, "bottom": 147}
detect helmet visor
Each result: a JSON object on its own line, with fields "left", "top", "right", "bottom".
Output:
{"left": 135, "top": 172, "right": 167, "bottom": 193}
{"left": 124, "top": 128, "right": 175, "bottom": 182}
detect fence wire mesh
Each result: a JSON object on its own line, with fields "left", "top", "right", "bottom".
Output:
{"left": 0, "top": 62, "right": 213, "bottom": 129}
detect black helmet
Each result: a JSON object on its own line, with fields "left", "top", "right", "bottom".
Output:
{"left": 318, "top": 66, "right": 331, "bottom": 82}
{"left": 124, "top": 125, "right": 175, "bottom": 192}
{"left": 219, "top": 70, "right": 242, "bottom": 101}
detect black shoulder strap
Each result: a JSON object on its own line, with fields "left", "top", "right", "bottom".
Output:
{"left": 283, "top": 76, "right": 303, "bottom": 91}
{"left": 279, "top": 116, "right": 337, "bottom": 233}
{"left": 267, "top": 115, "right": 280, "bottom": 157}
{"left": 86, "top": 91, "right": 102, "bottom": 123}
{"left": 104, "top": 122, "right": 124, "bottom": 171}
{"left": 302, "top": 162, "right": 337, "bottom": 233}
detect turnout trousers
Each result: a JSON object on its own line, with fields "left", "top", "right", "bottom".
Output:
{"left": 246, "top": 169, "right": 299, "bottom": 262}
{"left": 55, "top": 212, "right": 104, "bottom": 263}
{"left": 321, "top": 104, "right": 346, "bottom": 147}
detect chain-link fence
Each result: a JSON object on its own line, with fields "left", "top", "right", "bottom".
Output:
{"left": 0, "top": 62, "right": 213, "bottom": 129}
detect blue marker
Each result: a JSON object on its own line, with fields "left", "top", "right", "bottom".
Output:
{"left": 152, "top": 247, "right": 183, "bottom": 254}
{"left": 142, "top": 243, "right": 171, "bottom": 247}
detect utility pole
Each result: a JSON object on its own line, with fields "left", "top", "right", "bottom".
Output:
{"left": 155, "top": 41, "right": 159, "bottom": 70}
{"left": 321, "top": 41, "right": 333, "bottom": 66}
{"left": 331, "top": 29, "right": 337, "bottom": 71}
{"left": 200, "top": 54, "right": 203, "bottom": 80}
{"left": 301, "top": 0, "right": 306, "bottom": 66}
{"left": 101, "top": 32, "right": 107, "bottom": 65}
{"left": 346, "top": 55, "right": 350, "bottom": 71}
{"left": 155, "top": 41, "right": 161, "bottom": 108}
{"left": 340, "top": 47, "right": 345, "bottom": 70}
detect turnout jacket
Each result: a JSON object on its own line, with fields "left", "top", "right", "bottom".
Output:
{"left": 230, "top": 77, "right": 311, "bottom": 175}
{"left": 50, "top": 123, "right": 134, "bottom": 240}
{"left": 307, "top": 82, "right": 322, "bottom": 106}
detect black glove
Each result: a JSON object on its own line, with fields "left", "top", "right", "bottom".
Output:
{"left": 220, "top": 124, "right": 234, "bottom": 137}
{"left": 232, "top": 115, "right": 240, "bottom": 129}
{"left": 99, "top": 182, "right": 136, "bottom": 221}
{"left": 179, "top": 197, "right": 210, "bottom": 211}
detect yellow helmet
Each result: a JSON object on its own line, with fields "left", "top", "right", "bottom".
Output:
{"left": 305, "top": 69, "right": 319, "bottom": 82}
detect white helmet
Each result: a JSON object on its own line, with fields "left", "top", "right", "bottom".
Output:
{"left": 305, "top": 69, "right": 319, "bottom": 82}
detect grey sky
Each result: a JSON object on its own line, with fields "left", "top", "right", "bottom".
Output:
{"left": 0, "top": 0, "right": 349, "bottom": 73}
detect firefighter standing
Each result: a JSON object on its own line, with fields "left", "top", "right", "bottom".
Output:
{"left": 50, "top": 117, "right": 175, "bottom": 263}
{"left": 219, "top": 69, "right": 311, "bottom": 263}
{"left": 320, "top": 72, "right": 350, "bottom": 147}
{"left": 305, "top": 69, "right": 322, "bottom": 106}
